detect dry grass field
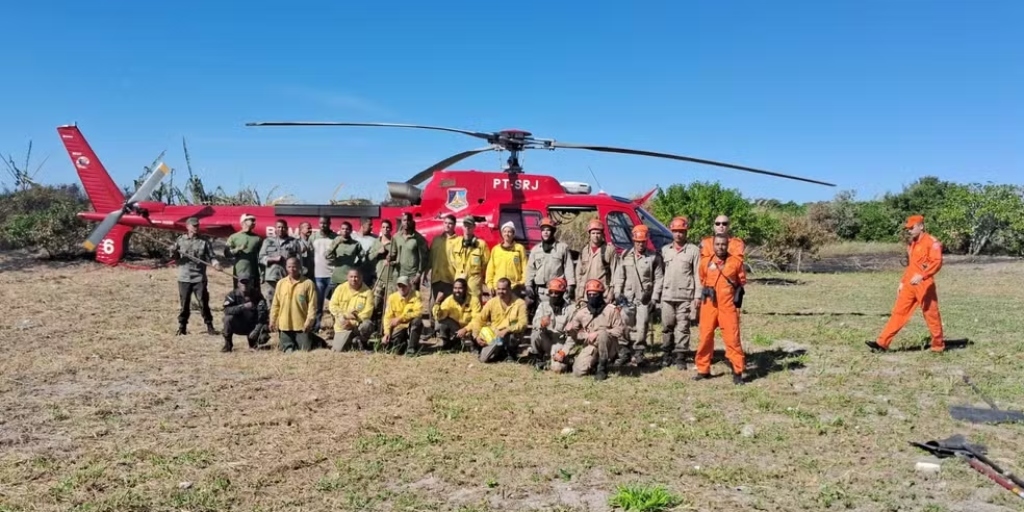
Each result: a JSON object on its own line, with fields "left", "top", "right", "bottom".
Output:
{"left": 2, "top": 245, "right": 1024, "bottom": 512}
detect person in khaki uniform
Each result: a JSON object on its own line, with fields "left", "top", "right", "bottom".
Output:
{"left": 369, "top": 219, "right": 397, "bottom": 314}
{"left": 562, "top": 279, "right": 623, "bottom": 380}
{"left": 525, "top": 217, "right": 576, "bottom": 313}
{"left": 259, "top": 219, "right": 300, "bottom": 308}
{"left": 451, "top": 217, "right": 490, "bottom": 302}
{"left": 471, "top": 277, "right": 529, "bottom": 363}
{"left": 328, "top": 268, "right": 375, "bottom": 352}
{"left": 529, "top": 277, "right": 576, "bottom": 369}
{"left": 486, "top": 222, "right": 528, "bottom": 296}
{"left": 170, "top": 216, "right": 223, "bottom": 336}
{"left": 612, "top": 224, "right": 664, "bottom": 366}
{"left": 381, "top": 275, "right": 424, "bottom": 356}
{"left": 296, "top": 221, "right": 315, "bottom": 279}
{"left": 659, "top": 216, "right": 702, "bottom": 369}
{"left": 432, "top": 278, "right": 481, "bottom": 351}
{"left": 574, "top": 219, "right": 618, "bottom": 302}
{"left": 269, "top": 257, "right": 318, "bottom": 352}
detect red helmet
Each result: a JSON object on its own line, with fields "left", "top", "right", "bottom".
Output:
{"left": 587, "top": 219, "right": 604, "bottom": 232}
{"left": 585, "top": 279, "right": 605, "bottom": 293}
{"left": 539, "top": 217, "right": 555, "bottom": 229}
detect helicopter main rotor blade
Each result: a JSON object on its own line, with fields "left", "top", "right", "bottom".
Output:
{"left": 549, "top": 141, "right": 836, "bottom": 187}
{"left": 82, "top": 209, "right": 125, "bottom": 252}
{"left": 406, "top": 146, "right": 499, "bottom": 186}
{"left": 245, "top": 121, "right": 494, "bottom": 142}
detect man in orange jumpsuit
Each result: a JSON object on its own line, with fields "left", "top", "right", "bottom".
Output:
{"left": 694, "top": 233, "right": 746, "bottom": 385}
{"left": 866, "top": 215, "right": 945, "bottom": 352}
{"left": 699, "top": 214, "right": 746, "bottom": 282}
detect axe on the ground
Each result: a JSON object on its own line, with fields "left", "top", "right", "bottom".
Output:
{"left": 948, "top": 375, "right": 1024, "bottom": 424}
{"left": 911, "top": 434, "right": 1024, "bottom": 500}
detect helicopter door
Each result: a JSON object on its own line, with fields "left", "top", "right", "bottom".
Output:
{"left": 498, "top": 207, "right": 544, "bottom": 245}
{"left": 602, "top": 209, "right": 637, "bottom": 253}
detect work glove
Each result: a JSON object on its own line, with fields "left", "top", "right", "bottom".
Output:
{"left": 540, "top": 315, "right": 551, "bottom": 329}
{"left": 567, "top": 285, "right": 576, "bottom": 300}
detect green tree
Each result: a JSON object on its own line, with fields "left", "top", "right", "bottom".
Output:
{"left": 853, "top": 201, "right": 901, "bottom": 242}
{"left": 649, "top": 181, "right": 771, "bottom": 245}
{"left": 933, "top": 183, "right": 1024, "bottom": 255}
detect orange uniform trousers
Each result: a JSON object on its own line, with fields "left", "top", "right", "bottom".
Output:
{"left": 876, "top": 278, "right": 944, "bottom": 351}
{"left": 695, "top": 255, "right": 745, "bottom": 375}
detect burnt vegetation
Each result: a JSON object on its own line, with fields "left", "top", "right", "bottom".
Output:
{"left": 2, "top": 139, "right": 1023, "bottom": 268}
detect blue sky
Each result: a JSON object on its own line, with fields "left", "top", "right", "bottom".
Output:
{"left": 2, "top": 0, "right": 1021, "bottom": 205}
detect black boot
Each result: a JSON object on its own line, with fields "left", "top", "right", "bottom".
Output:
{"left": 221, "top": 334, "right": 233, "bottom": 353}
{"left": 594, "top": 360, "right": 608, "bottom": 381}
{"left": 631, "top": 348, "right": 646, "bottom": 366}
{"left": 175, "top": 324, "right": 187, "bottom": 336}
{"left": 673, "top": 353, "right": 688, "bottom": 370}
{"left": 206, "top": 322, "right": 217, "bottom": 335}
{"left": 613, "top": 346, "right": 632, "bottom": 367}
{"left": 732, "top": 373, "right": 745, "bottom": 385}
{"left": 692, "top": 372, "right": 711, "bottom": 381}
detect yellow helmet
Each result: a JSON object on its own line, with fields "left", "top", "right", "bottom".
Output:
{"left": 479, "top": 326, "right": 496, "bottom": 345}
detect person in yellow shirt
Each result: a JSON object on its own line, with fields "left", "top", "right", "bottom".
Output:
{"left": 485, "top": 222, "right": 528, "bottom": 299}
{"left": 471, "top": 277, "right": 528, "bottom": 363}
{"left": 328, "top": 268, "right": 375, "bottom": 352}
{"left": 269, "top": 257, "right": 318, "bottom": 352}
{"left": 428, "top": 214, "right": 460, "bottom": 301}
{"left": 381, "top": 275, "right": 424, "bottom": 356}
{"left": 451, "top": 217, "right": 490, "bottom": 301}
{"left": 432, "top": 278, "right": 481, "bottom": 351}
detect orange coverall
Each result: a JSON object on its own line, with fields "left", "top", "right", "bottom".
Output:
{"left": 700, "top": 236, "right": 747, "bottom": 282}
{"left": 695, "top": 253, "right": 746, "bottom": 375}
{"left": 876, "top": 232, "right": 945, "bottom": 351}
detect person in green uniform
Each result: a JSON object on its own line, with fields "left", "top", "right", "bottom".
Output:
{"left": 326, "top": 221, "right": 364, "bottom": 291}
{"left": 224, "top": 213, "right": 262, "bottom": 286}
{"left": 393, "top": 212, "right": 430, "bottom": 287}
{"left": 170, "top": 217, "right": 223, "bottom": 335}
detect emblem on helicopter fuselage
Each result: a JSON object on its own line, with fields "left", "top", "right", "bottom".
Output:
{"left": 445, "top": 188, "right": 468, "bottom": 212}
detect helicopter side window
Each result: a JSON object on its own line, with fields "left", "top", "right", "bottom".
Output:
{"left": 605, "top": 211, "right": 635, "bottom": 251}
{"left": 499, "top": 209, "right": 543, "bottom": 244}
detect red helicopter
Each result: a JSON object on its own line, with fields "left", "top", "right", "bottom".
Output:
{"left": 61, "top": 122, "right": 835, "bottom": 266}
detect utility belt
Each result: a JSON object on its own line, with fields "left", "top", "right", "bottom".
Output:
{"left": 701, "top": 284, "right": 744, "bottom": 308}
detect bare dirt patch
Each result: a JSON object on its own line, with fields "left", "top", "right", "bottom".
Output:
{"left": 1, "top": 249, "right": 1023, "bottom": 511}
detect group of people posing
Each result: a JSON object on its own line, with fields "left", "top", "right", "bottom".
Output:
{"left": 168, "top": 209, "right": 948, "bottom": 384}
{"left": 170, "top": 211, "right": 750, "bottom": 383}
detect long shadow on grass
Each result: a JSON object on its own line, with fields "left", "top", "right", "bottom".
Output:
{"left": 748, "top": 311, "right": 890, "bottom": 317}
{"left": 741, "top": 347, "right": 807, "bottom": 382}
{"left": 747, "top": 277, "right": 806, "bottom": 286}
{"left": 881, "top": 338, "right": 972, "bottom": 353}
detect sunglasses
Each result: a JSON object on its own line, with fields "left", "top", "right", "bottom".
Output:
{"left": 715, "top": 222, "right": 729, "bottom": 226}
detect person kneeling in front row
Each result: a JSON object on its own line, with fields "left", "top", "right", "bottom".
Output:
{"left": 220, "top": 271, "right": 270, "bottom": 352}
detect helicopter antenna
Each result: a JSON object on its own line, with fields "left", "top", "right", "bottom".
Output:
{"left": 587, "top": 165, "right": 605, "bottom": 194}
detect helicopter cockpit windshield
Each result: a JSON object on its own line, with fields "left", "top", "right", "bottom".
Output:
{"left": 635, "top": 207, "right": 673, "bottom": 250}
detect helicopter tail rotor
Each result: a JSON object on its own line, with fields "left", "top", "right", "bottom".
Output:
{"left": 81, "top": 162, "right": 170, "bottom": 251}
